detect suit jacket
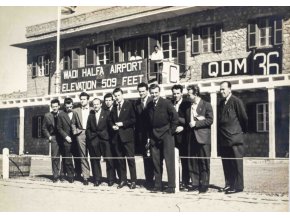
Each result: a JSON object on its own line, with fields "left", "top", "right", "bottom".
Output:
{"left": 73, "top": 106, "right": 94, "bottom": 130}
{"left": 147, "top": 97, "right": 179, "bottom": 141}
{"left": 218, "top": 94, "right": 248, "bottom": 147}
{"left": 185, "top": 99, "right": 213, "bottom": 145}
{"left": 109, "top": 100, "right": 136, "bottom": 143}
{"left": 134, "top": 96, "right": 152, "bottom": 138}
{"left": 86, "top": 109, "right": 110, "bottom": 142}
{"left": 57, "top": 111, "right": 81, "bottom": 140}
{"left": 171, "top": 99, "right": 190, "bottom": 146}
{"left": 42, "top": 111, "right": 62, "bottom": 139}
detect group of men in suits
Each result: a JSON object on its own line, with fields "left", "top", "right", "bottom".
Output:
{"left": 42, "top": 80, "right": 248, "bottom": 195}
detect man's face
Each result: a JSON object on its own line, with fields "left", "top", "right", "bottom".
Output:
{"left": 104, "top": 97, "right": 113, "bottom": 108}
{"left": 187, "top": 89, "right": 196, "bottom": 103}
{"left": 51, "top": 103, "right": 60, "bottom": 114}
{"left": 138, "top": 87, "right": 148, "bottom": 99}
{"left": 150, "top": 87, "right": 160, "bottom": 101}
{"left": 80, "top": 96, "right": 89, "bottom": 107}
{"left": 65, "top": 103, "right": 73, "bottom": 112}
{"left": 154, "top": 46, "right": 158, "bottom": 52}
{"left": 93, "top": 100, "right": 102, "bottom": 111}
{"left": 220, "top": 83, "right": 231, "bottom": 99}
{"left": 172, "top": 88, "right": 182, "bottom": 102}
{"left": 114, "top": 91, "right": 123, "bottom": 103}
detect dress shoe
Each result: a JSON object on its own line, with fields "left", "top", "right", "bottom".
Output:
{"left": 180, "top": 183, "right": 188, "bottom": 191}
{"left": 94, "top": 181, "right": 101, "bottom": 187}
{"left": 117, "top": 181, "right": 127, "bottom": 189}
{"left": 163, "top": 188, "right": 175, "bottom": 194}
{"left": 83, "top": 179, "right": 89, "bottom": 186}
{"left": 187, "top": 186, "right": 199, "bottom": 192}
{"left": 225, "top": 188, "right": 243, "bottom": 194}
{"left": 59, "top": 176, "right": 65, "bottom": 182}
{"left": 199, "top": 186, "right": 208, "bottom": 193}
{"left": 129, "top": 182, "right": 136, "bottom": 189}
{"left": 218, "top": 185, "right": 231, "bottom": 192}
{"left": 52, "top": 178, "right": 59, "bottom": 183}
{"left": 108, "top": 181, "right": 114, "bottom": 186}
{"left": 150, "top": 187, "right": 162, "bottom": 193}
{"left": 68, "top": 178, "right": 74, "bottom": 183}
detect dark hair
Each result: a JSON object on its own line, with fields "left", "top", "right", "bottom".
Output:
{"left": 171, "top": 84, "right": 183, "bottom": 93}
{"left": 187, "top": 85, "right": 200, "bottom": 97}
{"left": 113, "top": 87, "right": 123, "bottom": 94}
{"left": 154, "top": 45, "right": 159, "bottom": 48}
{"left": 137, "top": 82, "right": 148, "bottom": 90}
{"left": 149, "top": 83, "right": 160, "bottom": 92}
{"left": 64, "top": 98, "right": 73, "bottom": 105}
{"left": 92, "top": 98, "right": 102, "bottom": 104}
{"left": 50, "top": 99, "right": 60, "bottom": 106}
{"left": 220, "top": 81, "right": 232, "bottom": 89}
{"left": 79, "top": 92, "right": 90, "bottom": 100}
{"left": 104, "top": 93, "right": 114, "bottom": 101}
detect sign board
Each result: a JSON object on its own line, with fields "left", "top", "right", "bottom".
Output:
{"left": 61, "top": 60, "right": 147, "bottom": 93}
{"left": 202, "top": 48, "right": 282, "bottom": 79}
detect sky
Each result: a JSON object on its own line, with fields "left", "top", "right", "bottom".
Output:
{"left": 0, "top": 1, "right": 285, "bottom": 95}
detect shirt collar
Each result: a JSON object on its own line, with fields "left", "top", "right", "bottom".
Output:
{"left": 142, "top": 95, "right": 149, "bottom": 103}
{"left": 225, "top": 93, "right": 232, "bottom": 103}
{"left": 193, "top": 97, "right": 201, "bottom": 105}
{"left": 174, "top": 98, "right": 182, "bottom": 105}
{"left": 82, "top": 106, "right": 89, "bottom": 110}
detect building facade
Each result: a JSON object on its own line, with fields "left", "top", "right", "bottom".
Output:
{"left": 0, "top": 6, "right": 289, "bottom": 157}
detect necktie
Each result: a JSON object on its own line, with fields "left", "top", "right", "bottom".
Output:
{"left": 95, "top": 111, "right": 99, "bottom": 125}
{"left": 117, "top": 103, "right": 121, "bottom": 116}
{"left": 141, "top": 99, "right": 145, "bottom": 109}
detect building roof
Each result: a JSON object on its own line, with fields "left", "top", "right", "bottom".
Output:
{"left": 11, "top": 6, "right": 217, "bottom": 49}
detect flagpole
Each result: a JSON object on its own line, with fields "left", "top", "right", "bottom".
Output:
{"left": 56, "top": 6, "right": 61, "bottom": 94}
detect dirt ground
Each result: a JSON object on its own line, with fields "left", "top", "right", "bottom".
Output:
{"left": 0, "top": 156, "right": 289, "bottom": 212}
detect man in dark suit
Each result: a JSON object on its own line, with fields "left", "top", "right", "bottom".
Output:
{"left": 86, "top": 98, "right": 114, "bottom": 187}
{"left": 185, "top": 85, "right": 213, "bottom": 193}
{"left": 57, "top": 98, "right": 80, "bottom": 183}
{"left": 147, "top": 84, "right": 179, "bottom": 194}
{"left": 110, "top": 87, "right": 137, "bottom": 189}
{"left": 42, "top": 99, "right": 64, "bottom": 183}
{"left": 103, "top": 93, "right": 120, "bottom": 183}
{"left": 218, "top": 81, "right": 248, "bottom": 194}
{"left": 171, "top": 84, "right": 190, "bottom": 191}
{"left": 134, "top": 82, "right": 154, "bottom": 189}
{"left": 73, "top": 92, "right": 92, "bottom": 185}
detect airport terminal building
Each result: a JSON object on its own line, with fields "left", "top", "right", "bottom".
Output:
{"left": 0, "top": 6, "right": 289, "bottom": 158}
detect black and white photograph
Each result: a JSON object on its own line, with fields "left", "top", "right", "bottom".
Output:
{"left": 0, "top": 0, "right": 289, "bottom": 213}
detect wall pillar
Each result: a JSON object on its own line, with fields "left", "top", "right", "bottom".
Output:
{"left": 210, "top": 91, "right": 218, "bottom": 158}
{"left": 268, "top": 87, "right": 276, "bottom": 158}
{"left": 19, "top": 107, "right": 25, "bottom": 155}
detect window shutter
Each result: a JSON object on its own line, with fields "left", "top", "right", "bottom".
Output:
{"left": 248, "top": 19, "right": 257, "bottom": 49}
{"left": 192, "top": 27, "right": 200, "bottom": 55}
{"left": 214, "top": 24, "right": 223, "bottom": 52}
{"left": 246, "top": 103, "right": 257, "bottom": 133}
{"left": 44, "top": 56, "right": 50, "bottom": 76}
{"left": 86, "top": 47, "right": 95, "bottom": 66}
{"left": 32, "top": 57, "right": 37, "bottom": 78}
{"left": 72, "top": 49, "right": 79, "bottom": 69}
{"left": 274, "top": 17, "right": 283, "bottom": 45}
{"left": 177, "top": 30, "right": 186, "bottom": 75}
{"left": 63, "top": 51, "right": 71, "bottom": 70}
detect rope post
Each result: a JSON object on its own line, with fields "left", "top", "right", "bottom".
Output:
{"left": 174, "top": 147, "right": 180, "bottom": 193}
{"left": 2, "top": 148, "right": 9, "bottom": 179}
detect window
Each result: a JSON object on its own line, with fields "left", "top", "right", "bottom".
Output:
{"left": 32, "top": 115, "right": 44, "bottom": 138}
{"left": 11, "top": 118, "right": 19, "bottom": 139}
{"left": 63, "top": 49, "right": 80, "bottom": 70}
{"left": 256, "top": 103, "right": 269, "bottom": 132}
{"left": 248, "top": 17, "right": 283, "bottom": 49}
{"left": 192, "top": 24, "right": 222, "bottom": 55}
{"left": 161, "top": 32, "right": 177, "bottom": 60}
{"left": 32, "top": 55, "right": 50, "bottom": 77}
{"left": 86, "top": 44, "right": 111, "bottom": 66}
{"left": 117, "top": 37, "right": 147, "bottom": 62}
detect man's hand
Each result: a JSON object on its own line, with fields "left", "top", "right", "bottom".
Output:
{"left": 115, "top": 122, "right": 123, "bottom": 127}
{"left": 189, "top": 121, "right": 196, "bottom": 128}
{"left": 175, "top": 126, "right": 184, "bottom": 133}
{"left": 65, "top": 136, "right": 72, "bottom": 143}
{"left": 112, "top": 125, "right": 119, "bottom": 130}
